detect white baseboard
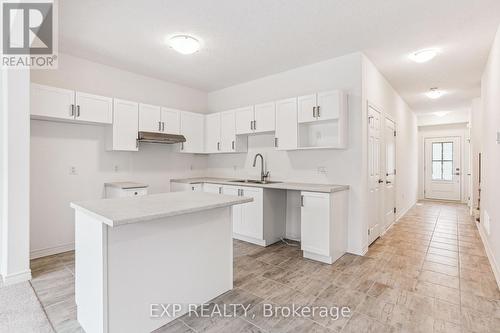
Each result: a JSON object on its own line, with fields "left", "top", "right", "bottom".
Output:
{"left": 30, "top": 243, "right": 75, "bottom": 259}
{"left": 396, "top": 201, "right": 416, "bottom": 222}
{"left": 1, "top": 270, "right": 32, "bottom": 286}
{"left": 476, "top": 221, "right": 500, "bottom": 290}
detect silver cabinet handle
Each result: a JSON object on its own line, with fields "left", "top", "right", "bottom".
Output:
{"left": 70, "top": 104, "right": 75, "bottom": 117}
{"left": 217, "top": 142, "right": 220, "bottom": 151}
{"left": 218, "top": 187, "right": 222, "bottom": 194}
{"left": 274, "top": 137, "right": 278, "bottom": 148}
{"left": 317, "top": 105, "right": 321, "bottom": 118}
{"left": 250, "top": 120, "right": 253, "bottom": 131}
{"left": 162, "top": 122, "right": 165, "bottom": 132}
{"left": 232, "top": 140, "right": 235, "bottom": 150}
{"left": 158, "top": 121, "right": 162, "bottom": 131}
{"left": 181, "top": 142, "right": 184, "bottom": 150}
{"left": 253, "top": 120, "right": 256, "bottom": 131}
{"left": 313, "top": 106, "right": 317, "bottom": 118}
{"left": 76, "top": 105, "right": 81, "bottom": 117}
{"left": 240, "top": 189, "right": 244, "bottom": 196}
{"left": 301, "top": 195, "right": 304, "bottom": 207}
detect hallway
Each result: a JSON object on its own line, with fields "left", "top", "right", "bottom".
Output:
{"left": 29, "top": 201, "right": 500, "bottom": 333}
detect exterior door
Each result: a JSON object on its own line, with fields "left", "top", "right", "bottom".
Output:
{"left": 383, "top": 118, "right": 396, "bottom": 231}
{"left": 425, "top": 137, "right": 461, "bottom": 201}
{"left": 367, "top": 105, "right": 382, "bottom": 244}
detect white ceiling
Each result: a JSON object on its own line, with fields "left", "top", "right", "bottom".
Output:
{"left": 60, "top": 0, "right": 500, "bottom": 113}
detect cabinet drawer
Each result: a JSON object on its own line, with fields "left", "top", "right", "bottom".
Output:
{"left": 122, "top": 188, "right": 148, "bottom": 197}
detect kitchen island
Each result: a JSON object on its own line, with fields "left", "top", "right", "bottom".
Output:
{"left": 70, "top": 191, "right": 252, "bottom": 333}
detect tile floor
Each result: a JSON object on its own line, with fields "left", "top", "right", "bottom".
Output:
{"left": 30, "top": 201, "right": 500, "bottom": 333}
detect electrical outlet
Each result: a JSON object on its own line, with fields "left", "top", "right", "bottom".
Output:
{"left": 317, "top": 166, "right": 327, "bottom": 175}
{"left": 69, "top": 166, "right": 77, "bottom": 175}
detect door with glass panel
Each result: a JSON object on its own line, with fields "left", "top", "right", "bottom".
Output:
{"left": 424, "top": 137, "right": 461, "bottom": 201}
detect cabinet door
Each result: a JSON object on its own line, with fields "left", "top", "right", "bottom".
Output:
{"left": 113, "top": 99, "right": 139, "bottom": 151}
{"left": 180, "top": 112, "right": 205, "bottom": 153}
{"left": 235, "top": 106, "right": 255, "bottom": 135}
{"left": 220, "top": 111, "right": 236, "bottom": 152}
{"left": 275, "top": 98, "right": 298, "bottom": 150}
{"left": 222, "top": 186, "right": 243, "bottom": 235}
{"left": 254, "top": 102, "right": 275, "bottom": 133}
{"left": 75, "top": 92, "right": 113, "bottom": 124}
{"left": 317, "top": 90, "right": 341, "bottom": 120}
{"left": 240, "top": 187, "right": 263, "bottom": 240}
{"left": 300, "top": 192, "right": 330, "bottom": 256}
{"left": 205, "top": 113, "right": 221, "bottom": 153}
{"left": 203, "top": 183, "right": 223, "bottom": 194}
{"left": 139, "top": 104, "right": 161, "bottom": 133}
{"left": 161, "top": 108, "right": 180, "bottom": 134}
{"left": 297, "top": 94, "right": 317, "bottom": 123}
{"left": 31, "top": 83, "right": 75, "bottom": 120}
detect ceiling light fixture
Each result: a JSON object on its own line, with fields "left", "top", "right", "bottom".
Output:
{"left": 434, "top": 111, "right": 450, "bottom": 117}
{"left": 168, "top": 35, "right": 200, "bottom": 55}
{"left": 426, "top": 88, "right": 445, "bottom": 99}
{"left": 409, "top": 48, "right": 439, "bottom": 63}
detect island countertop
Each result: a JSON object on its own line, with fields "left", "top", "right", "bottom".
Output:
{"left": 70, "top": 191, "right": 252, "bottom": 227}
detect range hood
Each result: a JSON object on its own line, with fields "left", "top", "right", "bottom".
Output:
{"left": 137, "top": 131, "right": 186, "bottom": 144}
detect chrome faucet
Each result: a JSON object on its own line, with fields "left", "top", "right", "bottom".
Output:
{"left": 253, "top": 153, "right": 270, "bottom": 182}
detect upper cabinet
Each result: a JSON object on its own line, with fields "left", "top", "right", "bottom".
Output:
{"left": 235, "top": 104, "right": 275, "bottom": 135}
{"left": 205, "top": 110, "right": 247, "bottom": 153}
{"left": 106, "top": 99, "right": 139, "bottom": 152}
{"left": 139, "top": 104, "right": 180, "bottom": 134}
{"left": 297, "top": 90, "right": 348, "bottom": 149}
{"left": 275, "top": 98, "right": 298, "bottom": 150}
{"left": 31, "top": 83, "right": 112, "bottom": 124}
{"left": 180, "top": 111, "right": 205, "bottom": 154}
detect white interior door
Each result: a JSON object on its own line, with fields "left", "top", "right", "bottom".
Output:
{"left": 384, "top": 118, "right": 396, "bottom": 231}
{"left": 425, "top": 137, "right": 461, "bottom": 201}
{"left": 368, "top": 105, "right": 382, "bottom": 245}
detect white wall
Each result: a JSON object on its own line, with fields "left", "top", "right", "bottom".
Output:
{"left": 29, "top": 54, "right": 209, "bottom": 258}
{"left": 362, "top": 56, "right": 419, "bottom": 222}
{"left": 417, "top": 124, "right": 470, "bottom": 202}
{"left": 1, "top": 68, "right": 32, "bottom": 285}
{"left": 478, "top": 25, "right": 500, "bottom": 287}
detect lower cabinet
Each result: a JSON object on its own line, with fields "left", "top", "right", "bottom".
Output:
{"left": 170, "top": 182, "right": 203, "bottom": 192}
{"left": 205, "top": 184, "right": 286, "bottom": 246}
{"left": 300, "top": 191, "right": 348, "bottom": 264}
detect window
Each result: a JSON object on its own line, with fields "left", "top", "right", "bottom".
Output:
{"left": 432, "top": 142, "right": 453, "bottom": 181}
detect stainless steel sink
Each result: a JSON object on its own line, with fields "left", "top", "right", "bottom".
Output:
{"left": 229, "top": 179, "right": 283, "bottom": 185}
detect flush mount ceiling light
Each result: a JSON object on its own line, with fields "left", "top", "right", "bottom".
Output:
{"left": 434, "top": 111, "right": 450, "bottom": 117}
{"left": 426, "top": 88, "right": 445, "bottom": 99}
{"left": 409, "top": 48, "right": 439, "bottom": 63}
{"left": 168, "top": 35, "right": 200, "bottom": 55}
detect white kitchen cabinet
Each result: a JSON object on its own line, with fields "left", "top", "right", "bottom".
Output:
{"left": 75, "top": 92, "right": 113, "bottom": 124}
{"left": 205, "top": 113, "right": 222, "bottom": 153}
{"left": 275, "top": 97, "right": 298, "bottom": 150}
{"left": 139, "top": 105, "right": 180, "bottom": 134}
{"left": 161, "top": 108, "right": 180, "bottom": 134}
{"left": 31, "top": 83, "right": 112, "bottom": 124}
{"left": 220, "top": 111, "right": 235, "bottom": 152}
{"left": 203, "top": 183, "right": 223, "bottom": 194}
{"left": 254, "top": 102, "right": 276, "bottom": 133}
{"left": 139, "top": 103, "right": 162, "bottom": 132}
{"left": 170, "top": 182, "right": 203, "bottom": 192}
{"left": 180, "top": 111, "right": 205, "bottom": 153}
{"left": 235, "top": 104, "right": 275, "bottom": 135}
{"left": 300, "top": 190, "right": 348, "bottom": 264}
{"left": 106, "top": 99, "right": 139, "bottom": 151}
{"left": 221, "top": 185, "right": 285, "bottom": 246}
{"left": 298, "top": 90, "right": 344, "bottom": 123}
{"left": 235, "top": 106, "right": 255, "bottom": 135}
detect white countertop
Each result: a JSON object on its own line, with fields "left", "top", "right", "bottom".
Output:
{"left": 71, "top": 191, "right": 252, "bottom": 227}
{"left": 171, "top": 177, "right": 349, "bottom": 193}
{"left": 104, "top": 181, "right": 149, "bottom": 189}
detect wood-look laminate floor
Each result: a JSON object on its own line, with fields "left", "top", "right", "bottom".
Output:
{"left": 30, "top": 201, "right": 500, "bottom": 333}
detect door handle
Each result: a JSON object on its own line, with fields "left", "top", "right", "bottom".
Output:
{"left": 455, "top": 172, "right": 460, "bottom": 176}
{"left": 386, "top": 181, "right": 392, "bottom": 184}
{"left": 378, "top": 179, "right": 384, "bottom": 184}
